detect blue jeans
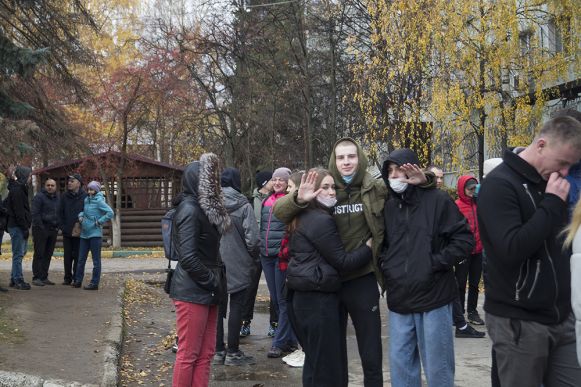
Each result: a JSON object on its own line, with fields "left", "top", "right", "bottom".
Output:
{"left": 75, "top": 237, "right": 102, "bottom": 285}
{"left": 261, "top": 255, "right": 297, "bottom": 349}
{"left": 8, "top": 226, "right": 28, "bottom": 283}
{"left": 389, "top": 302, "right": 454, "bottom": 387}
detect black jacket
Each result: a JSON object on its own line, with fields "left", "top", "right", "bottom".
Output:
{"left": 169, "top": 159, "right": 228, "bottom": 305}
{"left": 287, "top": 206, "right": 372, "bottom": 292}
{"left": 32, "top": 189, "right": 59, "bottom": 231}
{"left": 6, "top": 179, "right": 31, "bottom": 231}
{"left": 478, "top": 150, "right": 571, "bottom": 324}
{"left": 58, "top": 189, "right": 87, "bottom": 236}
{"left": 379, "top": 149, "right": 474, "bottom": 313}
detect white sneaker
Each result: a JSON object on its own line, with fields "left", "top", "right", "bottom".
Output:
{"left": 281, "top": 349, "right": 299, "bottom": 364}
{"left": 282, "top": 349, "right": 305, "bottom": 367}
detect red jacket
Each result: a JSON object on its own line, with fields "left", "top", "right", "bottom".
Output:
{"left": 455, "top": 175, "right": 483, "bottom": 254}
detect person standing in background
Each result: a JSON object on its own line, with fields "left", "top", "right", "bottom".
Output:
{"left": 31, "top": 178, "right": 59, "bottom": 286}
{"left": 58, "top": 174, "right": 86, "bottom": 285}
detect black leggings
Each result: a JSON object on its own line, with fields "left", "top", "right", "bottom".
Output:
{"left": 216, "top": 289, "right": 247, "bottom": 353}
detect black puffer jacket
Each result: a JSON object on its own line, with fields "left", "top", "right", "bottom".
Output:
{"left": 58, "top": 188, "right": 87, "bottom": 236}
{"left": 287, "top": 206, "right": 372, "bottom": 292}
{"left": 379, "top": 149, "right": 474, "bottom": 313}
{"left": 170, "top": 155, "right": 230, "bottom": 305}
{"left": 6, "top": 167, "right": 32, "bottom": 231}
{"left": 32, "top": 189, "right": 59, "bottom": 231}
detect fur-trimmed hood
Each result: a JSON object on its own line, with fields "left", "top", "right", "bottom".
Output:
{"left": 182, "top": 153, "right": 231, "bottom": 235}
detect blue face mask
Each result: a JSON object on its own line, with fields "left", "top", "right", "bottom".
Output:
{"left": 474, "top": 184, "right": 481, "bottom": 197}
{"left": 342, "top": 175, "right": 354, "bottom": 184}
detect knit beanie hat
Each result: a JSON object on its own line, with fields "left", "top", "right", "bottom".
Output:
{"left": 272, "top": 167, "right": 291, "bottom": 181}
{"left": 87, "top": 181, "right": 101, "bottom": 192}
{"left": 221, "top": 167, "right": 242, "bottom": 193}
{"left": 255, "top": 170, "right": 273, "bottom": 188}
{"left": 483, "top": 158, "right": 503, "bottom": 178}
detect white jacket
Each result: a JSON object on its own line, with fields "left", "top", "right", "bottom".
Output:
{"left": 571, "top": 227, "right": 581, "bottom": 366}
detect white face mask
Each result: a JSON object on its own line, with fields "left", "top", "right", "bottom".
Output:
{"left": 389, "top": 178, "right": 408, "bottom": 193}
{"left": 316, "top": 195, "right": 337, "bottom": 208}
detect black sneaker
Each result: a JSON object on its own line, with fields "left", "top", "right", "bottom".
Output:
{"left": 225, "top": 350, "right": 256, "bottom": 366}
{"left": 212, "top": 350, "right": 226, "bottom": 365}
{"left": 84, "top": 283, "right": 98, "bottom": 290}
{"left": 9, "top": 280, "right": 15, "bottom": 288}
{"left": 32, "top": 279, "right": 45, "bottom": 286}
{"left": 467, "top": 311, "right": 485, "bottom": 326}
{"left": 14, "top": 281, "right": 31, "bottom": 290}
{"left": 455, "top": 324, "right": 485, "bottom": 338}
{"left": 71, "top": 282, "right": 82, "bottom": 288}
{"left": 62, "top": 280, "right": 72, "bottom": 286}
{"left": 0, "top": 285, "right": 8, "bottom": 292}
{"left": 240, "top": 321, "right": 251, "bottom": 337}
{"left": 42, "top": 279, "right": 55, "bottom": 285}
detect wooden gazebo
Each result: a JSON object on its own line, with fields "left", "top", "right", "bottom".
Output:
{"left": 34, "top": 151, "right": 184, "bottom": 247}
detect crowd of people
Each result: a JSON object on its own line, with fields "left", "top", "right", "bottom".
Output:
{"left": 2, "top": 109, "right": 581, "bottom": 387}
{"left": 0, "top": 172, "right": 113, "bottom": 291}
{"left": 167, "top": 110, "right": 581, "bottom": 387}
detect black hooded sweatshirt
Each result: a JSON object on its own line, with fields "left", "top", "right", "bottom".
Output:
{"left": 379, "top": 149, "right": 474, "bottom": 313}
{"left": 6, "top": 166, "right": 32, "bottom": 231}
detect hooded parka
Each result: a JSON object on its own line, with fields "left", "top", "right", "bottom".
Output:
{"left": 169, "top": 154, "right": 231, "bottom": 305}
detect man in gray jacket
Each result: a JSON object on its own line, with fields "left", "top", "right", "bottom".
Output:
{"left": 215, "top": 167, "right": 260, "bottom": 366}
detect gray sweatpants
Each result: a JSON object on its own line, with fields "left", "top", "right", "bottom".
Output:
{"left": 486, "top": 312, "right": 581, "bottom": 387}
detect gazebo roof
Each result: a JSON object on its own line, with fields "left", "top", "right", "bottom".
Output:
{"left": 34, "top": 151, "right": 185, "bottom": 178}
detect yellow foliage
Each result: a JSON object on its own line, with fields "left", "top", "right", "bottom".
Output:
{"left": 352, "top": 0, "right": 579, "bottom": 175}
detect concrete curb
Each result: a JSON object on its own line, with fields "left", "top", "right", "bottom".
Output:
{"left": 0, "top": 285, "right": 126, "bottom": 387}
{"left": 0, "top": 370, "right": 98, "bottom": 386}
{"left": 101, "top": 286, "right": 125, "bottom": 387}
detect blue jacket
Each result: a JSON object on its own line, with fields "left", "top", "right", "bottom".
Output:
{"left": 566, "top": 161, "right": 581, "bottom": 220}
{"left": 78, "top": 192, "right": 113, "bottom": 239}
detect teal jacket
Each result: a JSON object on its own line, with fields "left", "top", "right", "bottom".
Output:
{"left": 78, "top": 192, "right": 113, "bottom": 239}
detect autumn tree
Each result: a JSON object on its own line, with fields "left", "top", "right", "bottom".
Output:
{"left": 430, "top": 0, "right": 580, "bottom": 178}
{"left": 0, "top": 1, "right": 99, "bottom": 165}
{"left": 351, "top": 0, "right": 439, "bottom": 166}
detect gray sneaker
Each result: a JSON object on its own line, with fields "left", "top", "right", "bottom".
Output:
{"left": 224, "top": 350, "right": 256, "bottom": 366}
{"left": 32, "top": 279, "right": 45, "bottom": 286}
{"left": 212, "top": 350, "right": 226, "bottom": 365}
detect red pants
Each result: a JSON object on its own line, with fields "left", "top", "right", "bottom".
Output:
{"left": 172, "top": 301, "right": 218, "bottom": 387}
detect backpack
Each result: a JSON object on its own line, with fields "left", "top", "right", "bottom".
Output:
{"left": 161, "top": 207, "right": 177, "bottom": 261}
{"left": 161, "top": 207, "right": 177, "bottom": 295}
{"left": 0, "top": 197, "right": 9, "bottom": 232}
